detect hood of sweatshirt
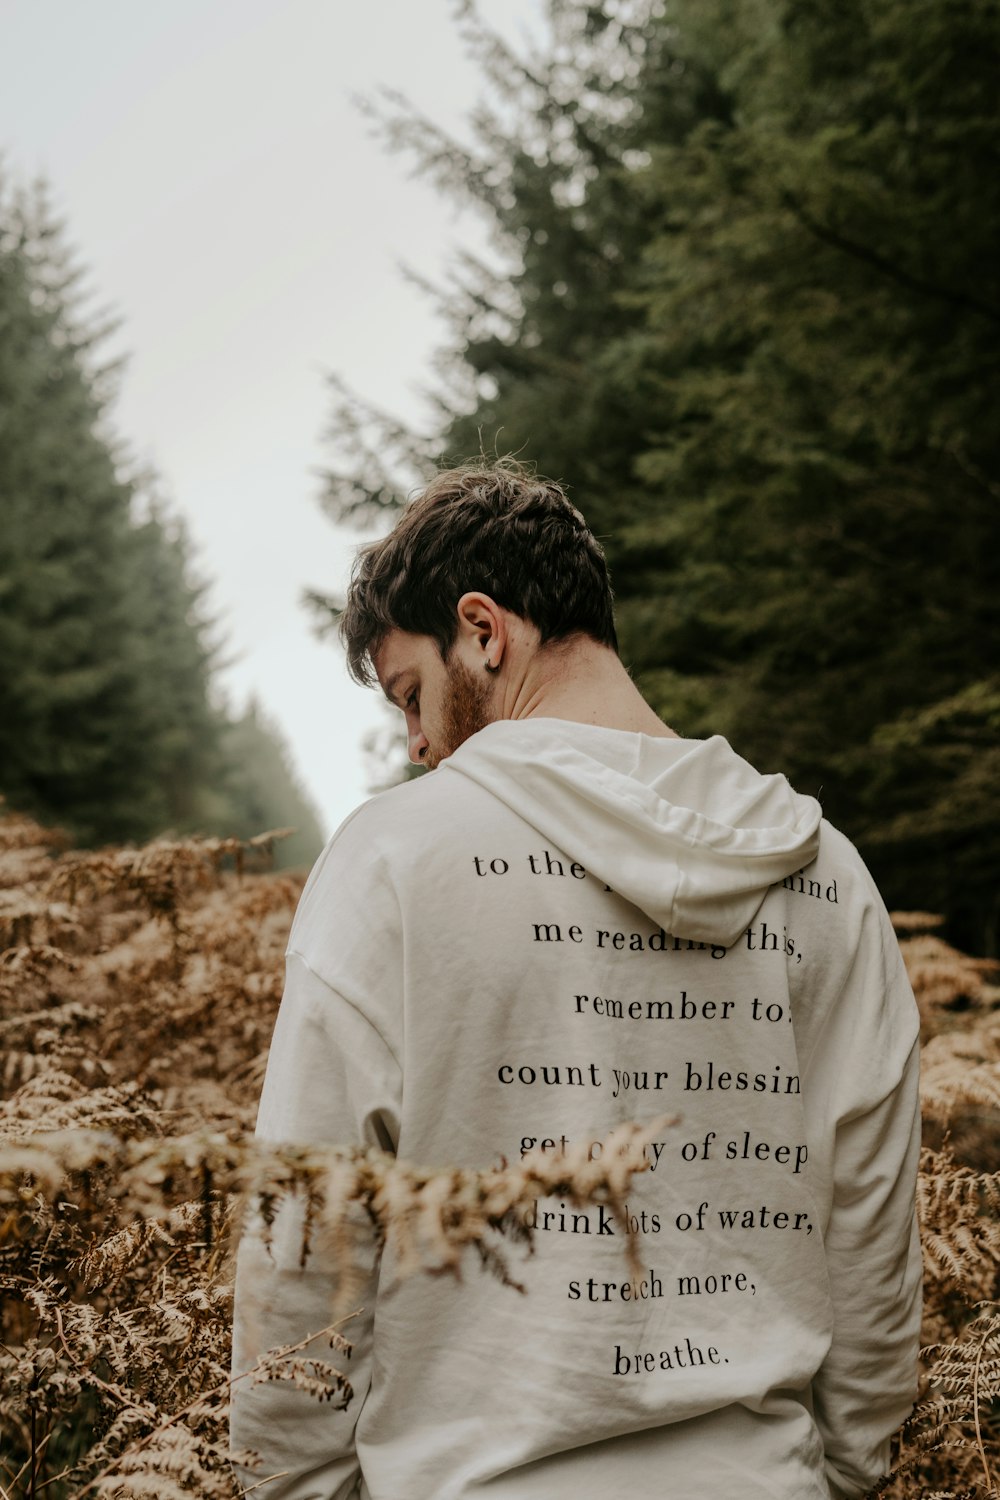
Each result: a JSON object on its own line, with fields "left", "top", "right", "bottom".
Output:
{"left": 443, "top": 719, "right": 822, "bottom": 949}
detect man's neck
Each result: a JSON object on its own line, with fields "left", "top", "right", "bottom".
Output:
{"left": 498, "top": 635, "right": 679, "bottom": 739}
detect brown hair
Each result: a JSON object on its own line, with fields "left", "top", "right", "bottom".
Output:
{"left": 340, "top": 458, "right": 618, "bottom": 686}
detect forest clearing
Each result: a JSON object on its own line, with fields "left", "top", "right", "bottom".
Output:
{"left": 0, "top": 805, "right": 997, "bottom": 1498}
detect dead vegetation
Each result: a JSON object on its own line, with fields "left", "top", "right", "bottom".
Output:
{"left": 0, "top": 812, "right": 996, "bottom": 1497}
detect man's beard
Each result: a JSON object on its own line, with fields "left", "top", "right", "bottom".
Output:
{"left": 425, "top": 658, "right": 496, "bottom": 770}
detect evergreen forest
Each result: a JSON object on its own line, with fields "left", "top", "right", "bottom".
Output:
{"left": 0, "top": 175, "right": 324, "bottom": 869}
{"left": 320, "top": 0, "right": 1000, "bottom": 952}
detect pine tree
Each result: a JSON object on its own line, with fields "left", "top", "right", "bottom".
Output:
{"left": 123, "top": 499, "right": 231, "bottom": 835}
{"left": 0, "top": 170, "right": 325, "bottom": 854}
{"left": 616, "top": 0, "right": 1000, "bottom": 949}
{"left": 219, "top": 699, "right": 325, "bottom": 868}
{"left": 0, "top": 174, "right": 157, "bottom": 841}
{"left": 318, "top": 0, "right": 1000, "bottom": 948}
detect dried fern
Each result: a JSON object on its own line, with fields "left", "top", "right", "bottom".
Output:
{"left": 0, "top": 815, "right": 997, "bottom": 1497}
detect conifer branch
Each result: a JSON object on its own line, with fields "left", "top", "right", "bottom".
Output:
{"left": 782, "top": 191, "right": 1000, "bottom": 325}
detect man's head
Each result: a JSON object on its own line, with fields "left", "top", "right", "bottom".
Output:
{"left": 340, "top": 459, "right": 618, "bottom": 766}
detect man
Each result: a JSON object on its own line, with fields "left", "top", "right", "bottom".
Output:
{"left": 231, "top": 460, "right": 921, "bottom": 1500}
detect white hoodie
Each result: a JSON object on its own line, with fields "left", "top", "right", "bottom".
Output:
{"left": 231, "top": 721, "right": 921, "bottom": 1500}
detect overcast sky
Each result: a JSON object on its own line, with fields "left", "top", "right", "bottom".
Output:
{"left": 0, "top": 0, "right": 544, "bottom": 837}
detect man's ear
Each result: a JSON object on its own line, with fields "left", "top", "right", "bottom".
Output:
{"left": 455, "top": 592, "right": 507, "bottom": 671}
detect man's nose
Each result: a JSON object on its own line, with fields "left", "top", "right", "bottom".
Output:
{"left": 407, "top": 727, "right": 429, "bottom": 765}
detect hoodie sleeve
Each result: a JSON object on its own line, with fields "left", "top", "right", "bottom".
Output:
{"left": 230, "top": 951, "right": 402, "bottom": 1500}
{"left": 811, "top": 908, "right": 923, "bottom": 1498}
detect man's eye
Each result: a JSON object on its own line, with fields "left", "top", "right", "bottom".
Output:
{"left": 406, "top": 692, "right": 419, "bottom": 711}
